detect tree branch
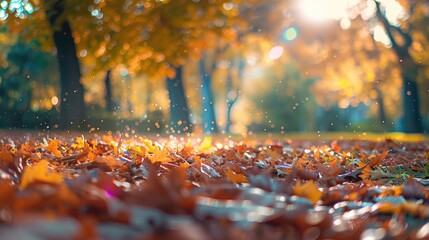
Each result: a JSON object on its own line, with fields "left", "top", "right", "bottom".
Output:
{"left": 392, "top": 25, "right": 413, "bottom": 49}
{"left": 374, "top": 0, "right": 402, "bottom": 55}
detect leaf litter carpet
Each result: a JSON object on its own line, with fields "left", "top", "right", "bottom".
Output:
{"left": 0, "top": 132, "right": 429, "bottom": 239}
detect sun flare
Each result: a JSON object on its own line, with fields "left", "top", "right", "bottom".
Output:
{"left": 298, "top": 0, "right": 348, "bottom": 21}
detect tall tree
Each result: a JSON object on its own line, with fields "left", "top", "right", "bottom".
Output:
{"left": 374, "top": 0, "right": 423, "bottom": 133}
{"left": 45, "top": 0, "right": 84, "bottom": 129}
{"left": 199, "top": 52, "right": 219, "bottom": 134}
{"left": 166, "top": 66, "right": 192, "bottom": 134}
{"left": 1, "top": 0, "right": 85, "bottom": 129}
{"left": 104, "top": 69, "right": 114, "bottom": 112}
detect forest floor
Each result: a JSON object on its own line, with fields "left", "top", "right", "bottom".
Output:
{"left": 0, "top": 130, "right": 429, "bottom": 239}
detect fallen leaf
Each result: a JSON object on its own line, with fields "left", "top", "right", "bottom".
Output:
{"left": 88, "top": 147, "right": 98, "bottom": 162}
{"left": 370, "top": 167, "right": 394, "bottom": 180}
{"left": 380, "top": 186, "right": 403, "bottom": 197}
{"left": 95, "top": 156, "right": 124, "bottom": 170}
{"left": 225, "top": 169, "right": 248, "bottom": 183}
{"left": 46, "top": 139, "right": 63, "bottom": 158}
{"left": 294, "top": 180, "right": 322, "bottom": 205}
{"left": 19, "top": 143, "right": 33, "bottom": 158}
{"left": 148, "top": 147, "right": 171, "bottom": 163}
{"left": 142, "top": 139, "right": 157, "bottom": 153}
{"left": 369, "top": 150, "right": 389, "bottom": 167}
{"left": 71, "top": 136, "right": 86, "bottom": 149}
{"left": 178, "top": 144, "right": 193, "bottom": 159}
{"left": 317, "top": 159, "right": 342, "bottom": 178}
{"left": 0, "top": 146, "right": 13, "bottom": 163}
{"left": 20, "top": 160, "right": 63, "bottom": 189}
{"left": 357, "top": 162, "right": 371, "bottom": 182}
{"left": 199, "top": 136, "right": 212, "bottom": 152}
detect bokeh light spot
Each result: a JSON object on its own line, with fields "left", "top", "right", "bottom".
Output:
{"left": 80, "top": 49, "right": 87, "bottom": 57}
{"left": 51, "top": 96, "right": 59, "bottom": 106}
{"left": 268, "top": 46, "right": 283, "bottom": 60}
{"left": 283, "top": 27, "right": 298, "bottom": 41}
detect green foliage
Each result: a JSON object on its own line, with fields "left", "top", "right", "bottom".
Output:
{"left": 0, "top": 38, "right": 58, "bottom": 111}
{"left": 249, "top": 63, "right": 317, "bottom": 132}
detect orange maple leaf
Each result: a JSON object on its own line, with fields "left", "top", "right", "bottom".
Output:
{"left": 225, "top": 169, "right": 248, "bottom": 183}
{"left": 148, "top": 148, "right": 171, "bottom": 163}
{"left": 318, "top": 159, "right": 342, "bottom": 177}
{"left": 357, "top": 162, "right": 371, "bottom": 182}
{"left": 19, "top": 143, "right": 33, "bottom": 158}
{"left": 88, "top": 148, "right": 98, "bottom": 162}
{"left": 46, "top": 139, "right": 63, "bottom": 158}
{"left": 369, "top": 150, "right": 389, "bottom": 167}
{"left": 294, "top": 180, "right": 322, "bottom": 205}
{"left": 20, "top": 160, "right": 63, "bottom": 189}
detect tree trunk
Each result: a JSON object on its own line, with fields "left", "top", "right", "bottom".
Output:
{"left": 104, "top": 69, "right": 114, "bottom": 112}
{"left": 400, "top": 60, "right": 423, "bottom": 133}
{"left": 166, "top": 66, "right": 192, "bottom": 133}
{"left": 46, "top": 0, "right": 85, "bottom": 129}
{"left": 199, "top": 57, "right": 219, "bottom": 135}
{"left": 374, "top": 86, "right": 387, "bottom": 124}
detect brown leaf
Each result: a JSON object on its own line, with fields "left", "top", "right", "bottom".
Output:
{"left": 95, "top": 156, "right": 123, "bottom": 171}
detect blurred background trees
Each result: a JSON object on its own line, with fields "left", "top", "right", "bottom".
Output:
{"left": 0, "top": 0, "right": 428, "bottom": 134}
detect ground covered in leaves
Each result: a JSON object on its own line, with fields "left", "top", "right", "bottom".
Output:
{"left": 1, "top": 132, "right": 429, "bottom": 240}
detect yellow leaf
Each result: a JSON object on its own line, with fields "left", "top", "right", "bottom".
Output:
{"left": 294, "top": 181, "right": 322, "bottom": 205}
{"left": 129, "top": 144, "right": 146, "bottom": 157}
{"left": 148, "top": 148, "right": 171, "bottom": 163}
{"left": 71, "top": 136, "right": 85, "bottom": 149}
{"left": 20, "top": 160, "right": 63, "bottom": 189}
{"left": 142, "top": 139, "right": 157, "bottom": 153}
{"left": 46, "top": 139, "right": 63, "bottom": 158}
{"left": 225, "top": 169, "right": 248, "bottom": 183}
{"left": 199, "top": 136, "right": 212, "bottom": 152}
